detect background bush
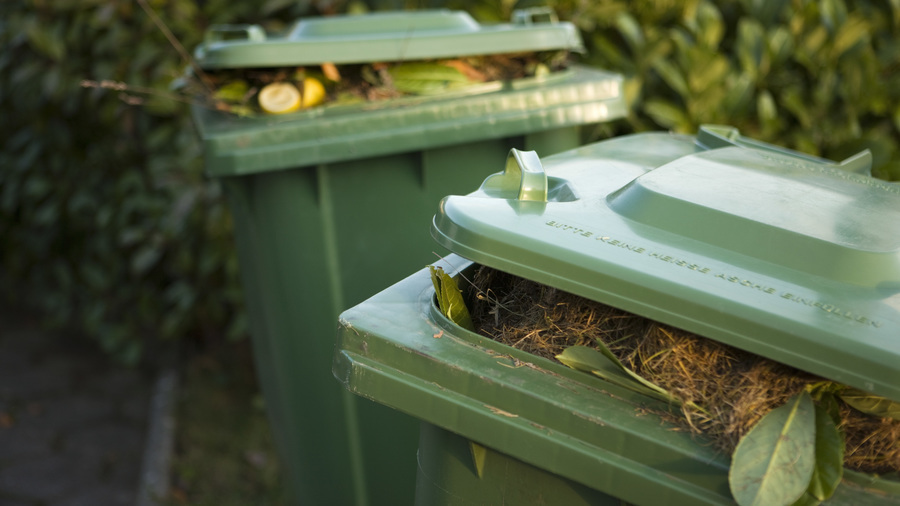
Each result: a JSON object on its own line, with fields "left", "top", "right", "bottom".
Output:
{"left": 2, "top": 0, "right": 898, "bottom": 363}
{"left": 457, "top": 0, "right": 900, "bottom": 179}
{"left": 0, "top": 0, "right": 317, "bottom": 362}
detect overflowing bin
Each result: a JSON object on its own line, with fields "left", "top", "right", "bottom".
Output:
{"left": 191, "top": 8, "right": 626, "bottom": 505}
{"left": 334, "top": 126, "right": 900, "bottom": 504}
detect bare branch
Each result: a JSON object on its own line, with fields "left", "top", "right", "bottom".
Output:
{"left": 135, "top": 0, "right": 216, "bottom": 97}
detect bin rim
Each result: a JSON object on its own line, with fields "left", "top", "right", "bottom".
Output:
{"left": 194, "top": 65, "right": 626, "bottom": 178}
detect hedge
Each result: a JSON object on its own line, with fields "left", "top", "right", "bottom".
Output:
{"left": 1, "top": 0, "right": 897, "bottom": 362}
{"left": 0, "top": 0, "right": 315, "bottom": 362}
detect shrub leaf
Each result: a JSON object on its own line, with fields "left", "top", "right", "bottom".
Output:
{"left": 730, "top": 391, "right": 816, "bottom": 506}
{"left": 429, "top": 266, "right": 474, "bottom": 331}
{"left": 839, "top": 388, "right": 900, "bottom": 420}
{"left": 556, "top": 345, "right": 677, "bottom": 404}
{"left": 806, "top": 400, "right": 844, "bottom": 501}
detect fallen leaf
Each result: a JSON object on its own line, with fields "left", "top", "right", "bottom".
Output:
{"left": 729, "top": 391, "right": 816, "bottom": 506}
{"left": 485, "top": 405, "right": 518, "bottom": 417}
{"left": 321, "top": 62, "right": 341, "bottom": 82}
{"left": 443, "top": 59, "right": 487, "bottom": 82}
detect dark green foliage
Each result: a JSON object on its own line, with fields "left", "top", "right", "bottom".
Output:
{"left": 2, "top": 0, "right": 897, "bottom": 363}
{"left": 446, "top": 0, "right": 900, "bottom": 180}
{"left": 0, "top": 0, "right": 314, "bottom": 362}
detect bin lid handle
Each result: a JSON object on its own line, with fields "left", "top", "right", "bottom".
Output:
{"left": 479, "top": 149, "right": 548, "bottom": 202}
{"left": 204, "top": 24, "right": 267, "bottom": 45}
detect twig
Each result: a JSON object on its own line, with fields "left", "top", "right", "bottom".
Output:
{"left": 135, "top": 0, "right": 216, "bottom": 97}
{"left": 81, "top": 80, "right": 205, "bottom": 106}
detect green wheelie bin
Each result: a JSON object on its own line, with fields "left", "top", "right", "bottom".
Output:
{"left": 191, "top": 8, "right": 626, "bottom": 505}
{"left": 334, "top": 126, "right": 900, "bottom": 504}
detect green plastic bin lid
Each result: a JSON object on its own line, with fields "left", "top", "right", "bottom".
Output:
{"left": 432, "top": 125, "right": 900, "bottom": 402}
{"left": 194, "top": 8, "right": 584, "bottom": 69}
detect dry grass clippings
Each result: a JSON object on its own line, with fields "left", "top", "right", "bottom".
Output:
{"left": 467, "top": 265, "right": 900, "bottom": 475}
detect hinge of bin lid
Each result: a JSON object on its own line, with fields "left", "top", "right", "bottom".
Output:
{"left": 696, "top": 125, "right": 873, "bottom": 176}
{"left": 512, "top": 7, "right": 559, "bottom": 25}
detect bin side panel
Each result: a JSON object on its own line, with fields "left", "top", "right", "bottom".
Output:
{"left": 415, "top": 422, "right": 621, "bottom": 506}
{"left": 327, "top": 138, "right": 535, "bottom": 309}
{"left": 223, "top": 170, "right": 419, "bottom": 505}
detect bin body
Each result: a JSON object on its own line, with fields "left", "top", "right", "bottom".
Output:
{"left": 193, "top": 11, "right": 626, "bottom": 504}
{"left": 334, "top": 128, "right": 900, "bottom": 504}
{"left": 218, "top": 128, "right": 590, "bottom": 505}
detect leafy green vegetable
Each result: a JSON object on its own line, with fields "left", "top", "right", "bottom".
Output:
{"left": 839, "top": 388, "right": 900, "bottom": 421}
{"left": 729, "top": 391, "right": 816, "bottom": 506}
{"left": 388, "top": 63, "right": 473, "bottom": 95}
{"left": 213, "top": 79, "right": 250, "bottom": 102}
{"left": 429, "top": 266, "right": 474, "bottom": 331}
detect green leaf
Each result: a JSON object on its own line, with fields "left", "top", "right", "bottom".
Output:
{"left": 757, "top": 90, "right": 778, "bottom": 123}
{"left": 469, "top": 441, "right": 487, "bottom": 479}
{"left": 839, "top": 388, "right": 900, "bottom": 420}
{"left": 729, "top": 391, "right": 817, "bottom": 506}
{"left": 651, "top": 59, "right": 688, "bottom": 98}
{"left": 892, "top": 101, "right": 900, "bottom": 135}
{"left": 429, "top": 266, "right": 474, "bottom": 331}
{"left": 780, "top": 86, "right": 812, "bottom": 128}
{"left": 614, "top": 12, "right": 645, "bottom": 53}
{"left": 556, "top": 345, "right": 638, "bottom": 387}
{"left": 555, "top": 346, "right": 678, "bottom": 404}
{"left": 767, "top": 26, "right": 795, "bottom": 68}
{"left": 723, "top": 75, "right": 754, "bottom": 118}
{"left": 688, "top": 52, "right": 730, "bottom": 95}
{"left": 643, "top": 98, "right": 692, "bottom": 131}
{"left": 131, "top": 246, "right": 162, "bottom": 275}
{"left": 737, "top": 19, "right": 766, "bottom": 78}
{"left": 842, "top": 468, "right": 900, "bottom": 494}
{"left": 213, "top": 80, "right": 250, "bottom": 103}
{"left": 805, "top": 400, "right": 843, "bottom": 501}
{"left": 591, "top": 343, "right": 675, "bottom": 399}
{"left": 25, "top": 20, "right": 65, "bottom": 61}
{"left": 694, "top": 1, "right": 724, "bottom": 50}
{"left": 809, "top": 385, "right": 843, "bottom": 424}
{"left": 740, "top": 0, "right": 785, "bottom": 26}
{"left": 832, "top": 17, "right": 869, "bottom": 59}
{"left": 789, "top": 491, "right": 820, "bottom": 506}
{"left": 820, "top": 0, "right": 848, "bottom": 33}
{"left": 799, "top": 25, "right": 829, "bottom": 66}
{"left": 591, "top": 33, "right": 631, "bottom": 70}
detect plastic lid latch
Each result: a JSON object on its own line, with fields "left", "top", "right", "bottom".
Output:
{"left": 696, "top": 125, "right": 873, "bottom": 176}
{"left": 479, "top": 149, "right": 548, "bottom": 202}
